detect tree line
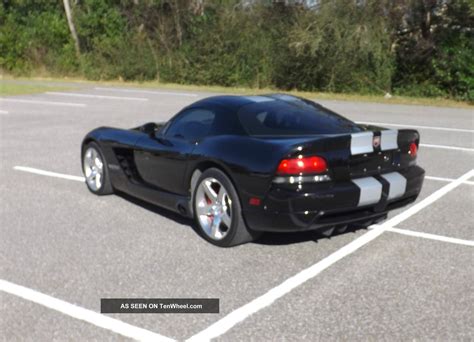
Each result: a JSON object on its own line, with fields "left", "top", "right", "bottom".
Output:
{"left": 1, "top": 0, "right": 472, "bottom": 101}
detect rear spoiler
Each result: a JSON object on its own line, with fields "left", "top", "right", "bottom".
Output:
{"left": 279, "top": 128, "right": 419, "bottom": 158}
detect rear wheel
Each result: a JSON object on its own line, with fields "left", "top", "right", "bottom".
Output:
{"left": 82, "top": 142, "right": 113, "bottom": 195}
{"left": 193, "top": 168, "right": 261, "bottom": 247}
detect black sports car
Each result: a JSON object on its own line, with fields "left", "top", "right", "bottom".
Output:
{"left": 81, "top": 94, "right": 425, "bottom": 247}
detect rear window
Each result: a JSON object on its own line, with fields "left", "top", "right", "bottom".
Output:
{"left": 237, "top": 98, "right": 362, "bottom": 136}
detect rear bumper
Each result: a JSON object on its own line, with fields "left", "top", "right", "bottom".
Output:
{"left": 243, "top": 165, "right": 424, "bottom": 232}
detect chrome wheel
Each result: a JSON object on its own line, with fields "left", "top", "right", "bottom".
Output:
{"left": 195, "top": 177, "right": 233, "bottom": 240}
{"left": 83, "top": 147, "right": 104, "bottom": 191}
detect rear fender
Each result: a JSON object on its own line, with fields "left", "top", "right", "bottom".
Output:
{"left": 190, "top": 136, "right": 284, "bottom": 212}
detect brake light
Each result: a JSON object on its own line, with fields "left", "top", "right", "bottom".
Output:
{"left": 249, "top": 197, "right": 261, "bottom": 206}
{"left": 277, "top": 156, "right": 327, "bottom": 175}
{"left": 409, "top": 142, "right": 418, "bottom": 157}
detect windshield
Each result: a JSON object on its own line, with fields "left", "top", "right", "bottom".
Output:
{"left": 237, "top": 98, "right": 362, "bottom": 136}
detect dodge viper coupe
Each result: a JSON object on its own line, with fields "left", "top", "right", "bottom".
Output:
{"left": 81, "top": 94, "right": 425, "bottom": 247}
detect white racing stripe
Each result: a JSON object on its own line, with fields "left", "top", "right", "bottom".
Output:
{"left": 381, "top": 172, "right": 407, "bottom": 200}
{"left": 357, "top": 121, "right": 474, "bottom": 134}
{"left": 13, "top": 166, "right": 85, "bottom": 182}
{"left": 350, "top": 132, "right": 373, "bottom": 155}
{"left": 420, "top": 143, "right": 474, "bottom": 152}
{"left": 425, "top": 175, "right": 474, "bottom": 185}
{"left": 94, "top": 87, "right": 198, "bottom": 97}
{"left": 187, "top": 168, "right": 474, "bottom": 342}
{"left": 352, "top": 177, "right": 382, "bottom": 206}
{"left": 272, "top": 94, "right": 305, "bottom": 103}
{"left": 0, "top": 279, "right": 175, "bottom": 342}
{"left": 46, "top": 92, "right": 148, "bottom": 101}
{"left": 244, "top": 95, "right": 274, "bottom": 103}
{"left": 353, "top": 122, "right": 472, "bottom": 152}
{"left": 380, "top": 130, "right": 398, "bottom": 151}
{"left": 1, "top": 98, "right": 86, "bottom": 107}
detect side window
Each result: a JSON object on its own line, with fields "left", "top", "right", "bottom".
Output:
{"left": 165, "top": 109, "right": 215, "bottom": 142}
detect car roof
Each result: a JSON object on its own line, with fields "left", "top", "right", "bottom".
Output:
{"left": 190, "top": 94, "right": 318, "bottom": 111}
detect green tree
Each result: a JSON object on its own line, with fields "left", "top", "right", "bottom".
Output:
{"left": 274, "top": 0, "right": 393, "bottom": 94}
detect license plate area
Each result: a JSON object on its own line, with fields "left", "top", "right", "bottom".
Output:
{"left": 349, "top": 151, "right": 394, "bottom": 177}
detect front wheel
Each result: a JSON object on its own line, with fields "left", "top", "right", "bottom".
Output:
{"left": 82, "top": 142, "right": 113, "bottom": 195}
{"left": 193, "top": 168, "right": 261, "bottom": 247}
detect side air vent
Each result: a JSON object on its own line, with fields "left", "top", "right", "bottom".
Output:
{"left": 114, "top": 148, "right": 142, "bottom": 181}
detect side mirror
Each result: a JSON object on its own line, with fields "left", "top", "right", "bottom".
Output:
{"left": 141, "top": 122, "right": 158, "bottom": 137}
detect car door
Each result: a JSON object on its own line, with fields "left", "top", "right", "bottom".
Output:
{"left": 134, "top": 108, "right": 216, "bottom": 195}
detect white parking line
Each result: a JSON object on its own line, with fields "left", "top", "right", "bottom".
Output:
{"left": 1, "top": 98, "right": 86, "bottom": 107}
{"left": 16, "top": 165, "right": 474, "bottom": 187}
{"left": 420, "top": 143, "right": 474, "bottom": 152}
{"left": 10, "top": 164, "right": 474, "bottom": 338}
{"left": 385, "top": 227, "right": 474, "bottom": 247}
{"left": 380, "top": 170, "right": 473, "bottom": 227}
{"left": 0, "top": 279, "right": 174, "bottom": 342}
{"left": 15, "top": 165, "right": 474, "bottom": 187}
{"left": 13, "top": 166, "right": 85, "bottom": 182}
{"left": 188, "top": 231, "right": 389, "bottom": 342}
{"left": 46, "top": 92, "right": 148, "bottom": 101}
{"left": 95, "top": 87, "right": 198, "bottom": 97}
{"left": 356, "top": 121, "right": 474, "bottom": 133}
{"left": 187, "top": 169, "right": 474, "bottom": 341}
{"left": 426, "top": 175, "right": 474, "bottom": 186}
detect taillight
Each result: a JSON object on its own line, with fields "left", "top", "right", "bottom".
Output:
{"left": 277, "top": 156, "right": 327, "bottom": 175}
{"left": 409, "top": 142, "right": 418, "bottom": 158}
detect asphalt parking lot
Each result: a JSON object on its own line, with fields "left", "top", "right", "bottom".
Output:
{"left": 1, "top": 81, "right": 473, "bottom": 341}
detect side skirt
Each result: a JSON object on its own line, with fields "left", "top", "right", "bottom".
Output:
{"left": 115, "top": 181, "right": 193, "bottom": 218}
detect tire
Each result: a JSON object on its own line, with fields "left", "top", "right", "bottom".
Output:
{"left": 193, "top": 168, "right": 262, "bottom": 247}
{"left": 82, "top": 141, "right": 113, "bottom": 195}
